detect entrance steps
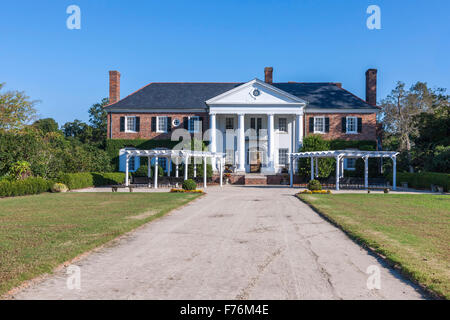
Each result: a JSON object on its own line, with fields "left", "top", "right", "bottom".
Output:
{"left": 244, "top": 174, "right": 267, "bottom": 185}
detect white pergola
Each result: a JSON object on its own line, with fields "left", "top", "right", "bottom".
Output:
{"left": 289, "top": 150, "right": 399, "bottom": 191}
{"left": 124, "top": 149, "right": 225, "bottom": 189}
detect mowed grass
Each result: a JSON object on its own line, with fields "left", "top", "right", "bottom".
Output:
{"left": 0, "top": 192, "right": 201, "bottom": 296}
{"left": 297, "top": 193, "right": 450, "bottom": 299}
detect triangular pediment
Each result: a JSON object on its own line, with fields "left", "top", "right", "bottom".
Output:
{"left": 206, "top": 79, "right": 306, "bottom": 105}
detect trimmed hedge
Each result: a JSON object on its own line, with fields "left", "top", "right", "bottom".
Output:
{"left": 0, "top": 177, "right": 51, "bottom": 197}
{"left": 387, "top": 172, "right": 450, "bottom": 192}
{"left": 57, "top": 172, "right": 125, "bottom": 190}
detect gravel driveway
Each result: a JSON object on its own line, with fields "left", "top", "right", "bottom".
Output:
{"left": 12, "top": 186, "right": 425, "bottom": 300}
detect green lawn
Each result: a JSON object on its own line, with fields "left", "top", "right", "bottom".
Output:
{"left": 297, "top": 193, "right": 450, "bottom": 299}
{"left": 0, "top": 192, "right": 201, "bottom": 296}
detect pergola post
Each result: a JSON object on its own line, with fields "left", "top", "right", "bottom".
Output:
{"left": 340, "top": 158, "right": 344, "bottom": 178}
{"left": 193, "top": 160, "right": 197, "bottom": 178}
{"left": 168, "top": 158, "right": 171, "bottom": 177}
{"left": 175, "top": 161, "right": 179, "bottom": 178}
{"left": 364, "top": 156, "right": 369, "bottom": 190}
{"left": 125, "top": 154, "right": 129, "bottom": 187}
{"left": 310, "top": 157, "right": 314, "bottom": 181}
{"left": 335, "top": 155, "right": 340, "bottom": 191}
{"left": 147, "top": 156, "right": 151, "bottom": 187}
{"left": 219, "top": 157, "right": 223, "bottom": 187}
{"left": 184, "top": 155, "right": 189, "bottom": 180}
{"left": 290, "top": 154, "right": 294, "bottom": 188}
{"left": 315, "top": 157, "right": 319, "bottom": 178}
{"left": 392, "top": 156, "right": 397, "bottom": 191}
{"left": 203, "top": 156, "right": 207, "bottom": 189}
{"left": 154, "top": 157, "right": 158, "bottom": 189}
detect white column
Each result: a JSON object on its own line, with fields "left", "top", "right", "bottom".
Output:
{"left": 175, "top": 162, "right": 179, "bottom": 178}
{"left": 219, "top": 158, "right": 223, "bottom": 187}
{"left": 290, "top": 155, "right": 294, "bottom": 188}
{"left": 210, "top": 113, "right": 217, "bottom": 171}
{"left": 125, "top": 154, "right": 129, "bottom": 186}
{"left": 393, "top": 156, "right": 397, "bottom": 191}
{"left": 336, "top": 156, "right": 340, "bottom": 191}
{"left": 364, "top": 156, "right": 369, "bottom": 190}
{"left": 340, "top": 158, "right": 344, "bottom": 178}
{"left": 168, "top": 158, "right": 171, "bottom": 177}
{"left": 154, "top": 157, "right": 158, "bottom": 189}
{"left": 315, "top": 157, "right": 319, "bottom": 178}
{"left": 184, "top": 156, "right": 189, "bottom": 180}
{"left": 237, "top": 113, "right": 246, "bottom": 172}
{"left": 268, "top": 113, "right": 275, "bottom": 171}
{"left": 203, "top": 156, "right": 207, "bottom": 189}
{"left": 295, "top": 113, "right": 303, "bottom": 152}
{"left": 193, "top": 161, "right": 197, "bottom": 178}
{"left": 147, "top": 156, "right": 151, "bottom": 187}
{"left": 310, "top": 157, "right": 314, "bottom": 181}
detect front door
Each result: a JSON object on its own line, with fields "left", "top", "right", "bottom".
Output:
{"left": 249, "top": 117, "right": 262, "bottom": 173}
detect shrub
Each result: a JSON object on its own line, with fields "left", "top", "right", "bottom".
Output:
{"left": 9, "top": 161, "right": 32, "bottom": 180}
{"left": 307, "top": 179, "right": 322, "bottom": 191}
{"left": 0, "top": 177, "right": 51, "bottom": 197}
{"left": 182, "top": 179, "right": 197, "bottom": 191}
{"left": 57, "top": 172, "right": 125, "bottom": 190}
{"left": 133, "top": 165, "right": 164, "bottom": 177}
{"left": 386, "top": 171, "right": 450, "bottom": 192}
{"left": 51, "top": 183, "right": 68, "bottom": 193}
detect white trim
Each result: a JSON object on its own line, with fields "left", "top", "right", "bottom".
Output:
{"left": 305, "top": 108, "right": 377, "bottom": 114}
{"left": 156, "top": 116, "right": 168, "bottom": 133}
{"left": 125, "top": 116, "right": 137, "bottom": 133}
{"left": 313, "top": 116, "right": 325, "bottom": 134}
{"left": 206, "top": 79, "right": 307, "bottom": 105}
{"left": 346, "top": 116, "right": 358, "bottom": 134}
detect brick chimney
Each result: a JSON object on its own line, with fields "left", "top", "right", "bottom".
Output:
{"left": 109, "top": 70, "right": 121, "bottom": 104}
{"left": 264, "top": 67, "right": 273, "bottom": 84}
{"left": 365, "top": 69, "right": 377, "bottom": 106}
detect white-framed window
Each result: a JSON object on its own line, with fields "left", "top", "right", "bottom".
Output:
{"left": 346, "top": 116, "right": 357, "bottom": 134}
{"left": 225, "top": 149, "right": 234, "bottom": 165}
{"left": 278, "top": 118, "right": 287, "bottom": 133}
{"left": 314, "top": 116, "right": 325, "bottom": 134}
{"left": 225, "top": 117, "right": 234, "bottom": 130}
{"left": 126, "top": 116, "right": 136, "bottom": 132}
{"left": 345, "top": 158, "right": 356, "bottom": 170}
{"left": 278, "top": 148, "right": 289, "bottom": 165}
{"left": 158, "top": 158, "right": 167, "bottom": 171}
{"left": 157, "top": 116, "right": 168, "bottom": 133}
{"left": 189, "top": 116, "right": 201, "bottom": 133}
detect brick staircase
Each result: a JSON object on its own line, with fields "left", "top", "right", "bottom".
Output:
{"left": 244, "top": 174, "right": 268, "bottom": 185}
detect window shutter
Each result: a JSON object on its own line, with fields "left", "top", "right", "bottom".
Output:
{"left": 202, "top": 116, "right": 207, "bottom": 132}
{"left": 183, "top": 117, "right": 189, "bottom": 130}
{"left": 357, "top": 117, "right": 362, "bottom": 133}
{"left": 120, "top": 117, "right": 125, "bottom": 132}
{"left": 309, "top": 117, "right": 314, "bottom": 132}
{"left": 151, "top": 117, "right": 156, "bottom": 132}
{"left": 325, "top": 117, "right": 330, "bottom": 133}
{"left": 342, "top": 117, "right": 346, "bottom": 133}
{"left": 250, "top": 118, "right": 255, "bottom": 130}
{"left": 135, "top": 117, "right": 140, "bottom": 132}
{"left": 167, "top": 117, "right": 172, "bottom": 132}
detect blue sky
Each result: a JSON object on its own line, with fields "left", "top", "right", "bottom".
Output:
{"left": 1, "top": 0, "right": 448, "bottom": 125}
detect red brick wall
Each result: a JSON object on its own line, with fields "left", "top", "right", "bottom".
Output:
{"left": 304, "top": 113, "right": 377, "bottom": 141}
{"left": 108, "top": 112, "right": 209, "bottom": 139}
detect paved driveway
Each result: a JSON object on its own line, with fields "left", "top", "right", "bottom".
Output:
{"left": 12, "top": 186, "right": 425, "bottom": 300}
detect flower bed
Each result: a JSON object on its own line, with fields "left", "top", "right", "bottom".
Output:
{"left": 170, "top": 188, "right": 203, "bottom": 193}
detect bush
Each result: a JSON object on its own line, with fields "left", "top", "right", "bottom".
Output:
{"left": 307, "top": 179, "right": 322, "bottom": 191}
{"left": 0, "top": 177, "right": 51, "bottom": 197}
{"left": 9, "top": 161, "right": 32, "bottom": 180}
{"left": 182, "top": 179, "right": 197, "bottom": 191}
{"left": 57, "top": 172, "right": 125, "bottom": 190}
{"left": 187, "top": 163, "right": 213, "bottom": 179}
{"left": 133, "top": 165, "right": 164, "bottom": 177}
{"left": 386, "top": 171, "right": 450, "bottom": 192}
{"left": 51, "top": 183, "right": 68, "bottom": 193}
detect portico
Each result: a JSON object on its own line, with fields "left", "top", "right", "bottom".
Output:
{"left": 206, "top": 79, "right": 306, "bottom": 174}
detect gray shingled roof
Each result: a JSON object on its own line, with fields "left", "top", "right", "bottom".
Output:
{"left": 105, "top": 82, "right": 378, "bottom": 111}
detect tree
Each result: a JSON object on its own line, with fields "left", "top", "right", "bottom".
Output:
{"left": 32, "top": 118, "right": 59, "bottom": 133}
{"left": 380, "top": 82, "right": 437, "bottom": 173}
{"left": 88, "top": 98, "right": 109, "bottom": 142}
{"left": 0, "top": 83, "right": 38, "bottom": 131}
{"left": 62, "top": 119, "right": 93, "bottom": 143}
{"left": 297, "top": 135, "right": 334, "bottom": 178}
